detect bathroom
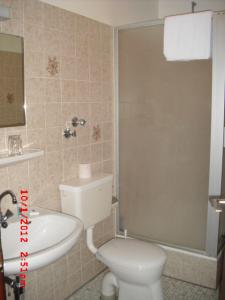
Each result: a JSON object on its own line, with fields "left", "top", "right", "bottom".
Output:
{"left": 0, "top": 0, "right": 225, "bottom": 299}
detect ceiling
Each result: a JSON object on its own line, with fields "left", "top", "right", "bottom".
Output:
{"left": 40, "top": 0, "right": 158, "bottom": 26}
{"left": 41, "top": 0, "right": 225, "bottom": 26}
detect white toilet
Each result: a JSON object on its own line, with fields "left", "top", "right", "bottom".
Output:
{"left": 59, "top": 174, "right": 167, "bottom": 300}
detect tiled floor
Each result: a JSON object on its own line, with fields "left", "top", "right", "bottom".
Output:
{"left": 68, "top": 271, "right": 219, "bottom": 300}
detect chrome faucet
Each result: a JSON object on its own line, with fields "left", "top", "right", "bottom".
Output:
{"left": 0, "top": 190, "right": 17, "bottom": 228}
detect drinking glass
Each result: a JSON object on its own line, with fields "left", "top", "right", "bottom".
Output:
{"left": 8, "top": 135, "right": 23, "bottom": 156}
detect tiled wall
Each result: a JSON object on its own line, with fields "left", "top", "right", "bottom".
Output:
{"left": 163, "top": 247, "right": 219, "bottom": 289}
{"left": 0, "top": 0, "right": 114, "bottom": 299}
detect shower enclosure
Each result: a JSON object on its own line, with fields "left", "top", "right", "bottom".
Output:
{"left": 115, "top": 14, "right": 225, "bottom": 257}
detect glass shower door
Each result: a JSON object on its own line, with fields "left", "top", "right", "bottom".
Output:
{"left": 118, "top": 24, "right": 212, "bottom": 251}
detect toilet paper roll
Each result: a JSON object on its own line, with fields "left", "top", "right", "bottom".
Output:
{"left": 79, "top": 163, "right": 92, "bottom": 179}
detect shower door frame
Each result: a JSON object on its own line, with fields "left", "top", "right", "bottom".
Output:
{"left": 114, "top": 14, "right": 225, "bottom": 258}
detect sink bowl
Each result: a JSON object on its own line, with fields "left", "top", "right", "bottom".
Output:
{"left": 1, "top": 207, "right": 83, "bottom": 275}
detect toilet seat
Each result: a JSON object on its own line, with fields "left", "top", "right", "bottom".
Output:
{"left": 97, "top": 238, "right": 166, "bottom": 285}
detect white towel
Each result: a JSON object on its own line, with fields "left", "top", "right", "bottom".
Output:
{"left": 163, "top": 11, "right": 213, "bottom": 61}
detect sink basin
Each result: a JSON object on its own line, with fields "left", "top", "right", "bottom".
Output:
{"left": 1, "top": 207, "right": 83, "bottom": 275}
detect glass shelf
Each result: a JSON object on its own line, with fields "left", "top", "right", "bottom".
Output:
{"left": 0, "top": 148, "right": 44, "bottom": 167}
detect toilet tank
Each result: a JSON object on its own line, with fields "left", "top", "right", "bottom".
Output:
{"left": 59, "top": 174, "right": 113, "bottom": 229}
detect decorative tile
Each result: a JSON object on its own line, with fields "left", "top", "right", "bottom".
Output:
{"left": 92, "top": 125, "right": 101, "bottom": 142}
{"left": 46, "top": 56, "right": 59, "bottom": 76}
{"left": 6, "top": 93, "right": 15, "bottom": 104}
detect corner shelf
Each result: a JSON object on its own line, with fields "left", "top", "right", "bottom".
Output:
{"left": 0, "top": 148, "right": 44, "bottom": 168}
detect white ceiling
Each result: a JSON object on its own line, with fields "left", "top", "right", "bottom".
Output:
{"left": 41, "top": 0, "right": 225, "bottom": 26}
{"left": 40, "top": 0, "right": 158, "bottom": 26}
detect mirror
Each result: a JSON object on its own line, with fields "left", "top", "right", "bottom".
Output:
{"left": 0, "top": 33, "right": 25, "bottom": 128}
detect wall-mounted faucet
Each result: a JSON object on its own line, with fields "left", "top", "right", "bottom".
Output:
{"left": 0, "top": 190, "right": 17, "bottom": 228}
{"left": 72, "top": 117, "right": 87, "bottom": 127}
{"left": 63, "top": 116, "right": 87, "bottom": 139}
{"left": 63, "top": 128, "right": 76, "bottom": 138}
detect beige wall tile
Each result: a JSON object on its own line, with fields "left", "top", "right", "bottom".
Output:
{"left": 67, "top": 271, "right": 82, "bottom": 296}
{"left": 62, "top": 80, "right": 76, "bottom": 102}
{"left": 102, "top": 102, "right": 113, "bottom": 122}
{"left": 77, "top": 102, "right": 91, "bottom": 121}
{"left": 76, "top": 56, "right": 89, "bottom": 81}
{"left": 77, "top": 145, "right": 91, "bottom": 163}
{"left": 29, "top": 181, "right": 48, "bottom": 206}
{"left": 76, "top": 122, "right": 90, "bottom": 139}
{"left": 61, "top": 102, "right": 77, "bottom": 127}
{"left": 61, "top": 56, "right": 76, "bottom": 79}
{"left": 24, "top": 23, "right": 44, "bottom": 53}
{"left": 46, "top": 183, "right": 61, "bottom": 211}
{"left": 29, "top": 155, "right": 47, "bottom": 189}
{"left": 43, "top": 29, "right": 61, "bottom": 56}
{"left": 77, "top": 134, "right": 90, "bottom": 146}
{"left": 91, "top": 161, "right": 102, "bottom": 175}
{"left": 25, "top": 78, "right": 46, "bottom": 104}
{"left": 63, "top": 147, "right": 78, "bottom": 180}
{"left": 45, "top": 79, "right": 61, "bottom": 103}
{"left": 163, "top": 249, "right": 218, "bottom": 289}
{"left": 7, "top": 161, "right": 29, "bottom": 190}
{"left": 23, "top": 0, "right": 44, "bottom": 27}
{"left": 67, "top": 247, "right": 81, "bottom": 277}
{"left": 60, "top": 32, "right": 75, "bottom": 58}
{"left": 27, "top": 128, "right": 46, "bottom": 150}
{"left": 101, "top": 24, "right": 113, "bottom": 56}
{"left": 94, "top": 259, "right": 106, "bottom": 274}
{"left": 59, "top": 9, "right": 75, "bottom": 33}
{"left": 76, "top": 31, "right": 88, "bottom": 58}
{"left": 90, "top": 82, "right": 102, "bottom": 102}
{"left": 76, "top": 81, "right": 89, "bottom": 102}
{"left": 0, "top": 168, "right": 8, "bottom": 194}
{"left": 52, "top": 255, "right": 68, "bottom": 282}
{"left": 89, "top": 20, "right": 101, "bottom": 60}
{"left": 82, "top": 260, "right": 96, "bottom": 283}
{"left": 91, "top": 143, "right": 102, "bottom": 163}
{"left": 102, "top": 82, "right": 113, "bottom": 102}
{"left": 91, "top": 103, "right": 103, "bottom": 122}
{"left": 102, "top": 122, "right": 112, "bottom": 141}
{"left": 45, "top": 103, "right": 62, "bottom": 128}
{"left": 103, "top": 159, "right": 113, "bottom": 173}
{"left": 81, "top": 244, "right": 95, "bottom": 265}
{"left": 62, "top": 133, "right": 77, "bottom": 149}
{"left": 77, "top": 15, "right": 89, "bottom": 36}
{"left": 43, "top": 3, "right": 61, "bottom": 31}
{"left": 24, "top": 51, "right": 44, "bottom": 78}
{"left": 90, "top": 59, "right": 102, "bottom": 82}
{"left": 102, "top": 62, "right": 113, "bottom": 82}
{"left": 25, "top": 273, "right": 38, "bottom": 300}
{"left": 93, "top": 221, "right": 104, "bottom": 242}
{"left": 46, "top": 151, "right": 63, "bottom": 184}
{"left": 45, "top": 127, "right": 62, "bottom": 152}
{"left": 53, "top": 279, "right": 70, "bottom": 300}
{"left": 103, "top": 141, "right": 112, "bottom": 161}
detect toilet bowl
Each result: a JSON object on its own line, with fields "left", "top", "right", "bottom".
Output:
{"left": 59, "top": 174, "right": 167, "bottom": 300}
{"left": 97, "top": 238, "right": 167, "bottom": 300}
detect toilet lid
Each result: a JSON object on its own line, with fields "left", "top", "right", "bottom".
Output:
{"left": 97, "top": 238, "right": 166, "bottom": 271}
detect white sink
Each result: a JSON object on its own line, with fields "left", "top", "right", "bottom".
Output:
{"left": 1, "top": 207, "right": 83, "bottom": 275}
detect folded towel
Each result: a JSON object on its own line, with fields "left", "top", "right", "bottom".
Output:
{"left": 164, "top": 11, "right": 213, "bottom": 61}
